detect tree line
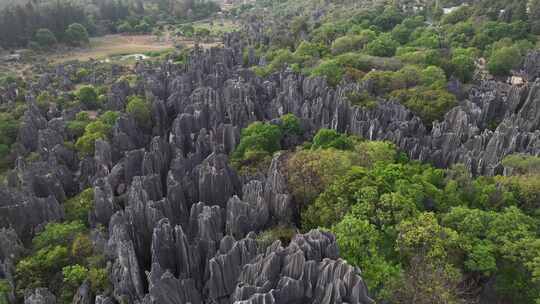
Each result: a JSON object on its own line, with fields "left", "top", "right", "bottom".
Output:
{"left": 0, "top": 0, "right": 220, "bottom": 49}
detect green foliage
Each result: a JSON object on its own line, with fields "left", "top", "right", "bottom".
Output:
{"left": 309, "top": 59, "right": 344, "bottom": 87}
{"left": 366, "top": 33, "right": 398, "bottom": 57}
{"left": 279, "top": 114, "right": 302, "bottom": 136}
{"left": 331, "top": 32, "right": 373, "bottom": 55}
{"left": 441, "top": 6, "right": 472, "bottom": 25}
{"left": 487, "top": 46, "right": 522, "bottom": 76}
{"left": 450, "top": 53, "right": 476, "bottom": 82}
{"left": 502, "top": 154, "right": 540, "bottom": 175}
{"left": 77, "top": 86, "right": 99, "bottom": 110}
{"left": 76, "top": 68, "right": 90, "bottom": 82}
{"left": 333, "top": 215, "right": 401, "bottom": 297}
{"left": 311, "top": 129, "right": 355, "bottom": 150}
{"left": 74, "top": 111, "right": 119, "bottom": 156}
{"left": 66, "top": 111, "right": 91, "bottom": 139}
{"left": 231, "top": 121, "right": 283, "bottom": 173}
{"left": 287, "top": 148, "right": 354, "bottom": 207}
{"left": 117, "top": 21, "right": 133, "bottom": 33}
{"left": 34, "top": 28, "right": 57, "bottom": 47}
{"left": 256, "top": 226, "right": 297, "bottom": 248}
{"left": 32, "top": 221, "right": 86, "bottom": 250}
{"left": 61, "top": 264, "right": 88, "bottom": 302}
{"left": 391, "top": 87, "right": 457, "bottom": 124}
{"left": 0, "top": 280, "right": 11, "bottom": 304}
{"left": 64, "top": 188, "right": 94, "bottom": 224}
{"left": 126, "top": 95, "right": 152, "bottom": 130}
{"left": 65, "top": 23, "right": 89, "bottom": 46}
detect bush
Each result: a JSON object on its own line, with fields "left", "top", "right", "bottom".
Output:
{"left": 450, "top": 54, "right": 475, "bottom": 82}
{"left": 126, "top": 96, "right": 152, "bottom": 129}
{"left": 232, "top": 122, "right": 282, "bottom": 160}
{"left": 310, "top": 59, "right": 344, "bottom": 87}
{"left": 77, "top": 86, "right": 99, "bottom": 110}
{"left": 65, "top": 23, "right": 89, "bottom": 46}
{"left": 66, "top": 112, "right": 91, "bottom": 139}
{"left": 74, "top": 111, "right": 119, "bottom": 156}
{"left": 279, "top": 114, "right": 302, "bottom": 136}
{"left": 331, "top": 33, "right": 373, "bottom": 55}
{"left": 76, "top": 68, "right": 90, "bottom": 82}
{"left": 64, "top": 188, "right": 94, "bottom": 224}
{"left": 32, "top": 221, "right": 86, "bottom": 250}
{"left": 256, "top": 226, "right": 297, "bottom": 248}
{"left": 34, "top": 28, "right": 57, "bottom": 48}
{"left": 231, "top": 122, "right": 283, "bottom": 173}
{"left": 61, "top": 264, "right": 89, "bottom": 303}
{"left": 487, "top": 46, "right": 521, "bottom": 76}
{"left": 391, "top": 88, "right": 457, "bottom": 124}
{"left": 312, "top": 129, "right": 356, "bottom": 150}
{"left": 501, "top": 154, "right": 540, "bottom": 175}
{"left": 117, "top": 21, "right": 133, "bottom": 33}
{"left": 365, "top": 33, "right": 398, "bottom": 57}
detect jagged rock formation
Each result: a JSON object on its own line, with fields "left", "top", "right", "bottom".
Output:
{"left": 1, "top": 30, "right": 539, "bottom": 304}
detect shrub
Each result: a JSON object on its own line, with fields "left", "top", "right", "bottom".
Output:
{"left": 117, "top": 21, "right": 133, "bottom": 33}
{"left": 366, "top": 33, "right": 398, "bottom": 57}
{"left": 487, "top": 46, "right": 521, "bottom": 76}
{"left": 256, "top": 226, "right": 297, "bottom": 248}
{"left": 64, "top": 188, "right": 94, "bottom": 224}
{"left": 279, "top": 114, "right": 302, "bottom": 136}
{"left": 501, "top": 154, "right": 540, "bottom": 175}
{"left": 331, "top": 33, "right": 373, "bottom": 55}
{"left": 32, "top": 221, "right": 86, "bottom": 250}
{"left": 312, "top": 129, "right": 356, "bottom": 150}
{"left": 126, "top": 96, "right": 152, "bottom": 129}
{"left": 65, "top": 23, "right": 89, "bottom": 45}
{"left": 391, "top": 88, "right": 457, "bottom": 124}
{"left": 231, "top": 122, "right": 283, "bottom": 173}
{"left": 77, "top": 86, "right": 99, "bottom": 110}
{"left": 66, "top": 111, "right": 91, "bottom": 139}
{"left": 76, "top": 68, "right": 90, "bottom": 81}
{"left": 450, "top": 54, "right": 475, "bottom": 82}
{"left": 61, "top": 265, "right": 89, "bottom": 303}
{"left": 34, "top": 28, "right": 57, "bottom": 47}
{"left": 232, "top": 122, "right": 282, "bottom": 160}
{"left": 74, "top": 111, "right": 118, "bottom": 156}
{"left": 310, "top": 59, "right": 344, "bottom": 87}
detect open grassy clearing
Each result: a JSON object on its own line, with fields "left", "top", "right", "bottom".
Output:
{"left": 51, "top": 34, "right": 174, "bottom": 63}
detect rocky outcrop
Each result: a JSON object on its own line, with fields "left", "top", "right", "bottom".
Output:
{"left": 0, "top": 187, "right": 63, "bottom": 241}
{"left": 24, "top": 288, "right": 56, "bottom": 304}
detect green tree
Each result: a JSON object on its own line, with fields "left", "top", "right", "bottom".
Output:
{"left": 61, "top": 265, "right": 89, "bottom": 303}
{"left": 279, "top": 114, "right": 302, "bottom": 136}
{"left": 34, "top": 28, "right": 57, "bottom": 47}
{"left": 287, "top": 148, "right": 353, "bottom": 207}
{"left": 64, "top": 188, "right": 94, "bottom": 224}
{"left": 486, "top": 46, "right": 521, "bottom": 77}
{"left": 310, "top": 59, "right": 344, "bottom": 87}
{"left": 117, "top": 21, "right": 133, "bottom": 33}
{"left": 126, "top": 96, "right": 152, "bottom": 129}
{"left": 420, "top": 66, "right": 447, "bottom": 89}
{"left": 366, "top": 33, "right": 398, "bottom": 57}
{"left": 65, "top": 23, "right": 89, "bottom": 46}
{"left": 331, "top": 34, "right": 371, "bottom": 55}
{"left": 77, "top": 86, "right": 99, "bottom": 110}
{"left": 333, "top": 215, "right": 401, "bottom": 299}
{"left": 311, "top": 128, "right": 356, "bottom": 150}
{"left": 451, "top": 54, "right": 475, "bottom": 82}
{"left": 231, "top": 121, "right": 283, "bottom": 172}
